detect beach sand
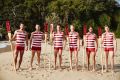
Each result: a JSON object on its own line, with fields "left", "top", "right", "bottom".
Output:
{"left": 0, "top": 40, "right": 120, "bottom": 80}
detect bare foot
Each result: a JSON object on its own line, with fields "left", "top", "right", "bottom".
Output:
{"left": 87, "top": 68, "right": 90, "bottom": 71}
{"left": 75, "top": 66, "right": 78, "bottom": 71}
{"left": 91, "top": 69, "right": 96, "bottom": 72}
{"left": 17, "top": 67, "right": 22, "bottom": 71}
{"left": 29, "top": 67, "right": 33, "bottom": 71}
{"left": 104, "top": 69, "right": 109, "bottom": 72}
{"left": 81, "top": 67, "right": 85, "bottom": 72}
{"left": 54, "top": 66, "right": 57, "bottom": 70}
{"left": 36, "top": 66, "right": 40, "bottom": 70}
{"left": 111, "top": 69, "right": 114, "bottom": 73}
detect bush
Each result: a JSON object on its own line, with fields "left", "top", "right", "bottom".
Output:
{"left": 115, "top": 23, "right": 120, "bottom": 38}
{"left": 72, "top": 19, "right": 82, "bottom": 37}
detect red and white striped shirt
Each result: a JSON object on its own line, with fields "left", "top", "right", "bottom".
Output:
{"left": 69, "top": 32, "right": 78, "bottom": 48}
{"left": 31, "top": 32, "right": 43, "bottom": 47}
{"left": 15, "top": 30, "right": 27, "bottom": 47}
{"left": 103, "top": 32, "right": 114, "bottom": 48}
{"left": 54, "top": 32, "right": 64, "bottom": 48}
{"left": 86, "top": 32, "right": 96, "bottom": 48}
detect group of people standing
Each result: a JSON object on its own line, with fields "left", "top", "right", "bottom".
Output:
{"left": 10, "top": 23, "right": 117, "bottom": 73}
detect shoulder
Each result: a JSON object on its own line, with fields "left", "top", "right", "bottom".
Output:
{"left": 14, "top": 30, "right": 19, "bottom": 34}
{"left": 102, "top": 32, "right": 106, "bottom": 35}
{"left": 86, "top": 32, "right": 89, "bottom": 35}
{"left": 53, "top": 32, "right": 57, "bottom": 34}
{"left": 15, "top": 30, "right": 19, "bottom": 32}
{"left": 75, "top": 32, "right": 79, "bottom": 35}
{"left": 93, "top": 33, "right": 96, "bottom": 36}
{"left": 110, "top": 32, "right": 115, "bottom": 37}
{"left": 93, "top": 33, "right": 97, "bottom": 38}
{"left": 31, "top": 32, "right": 35, "bottom": 35}
{"left": 69, "top": 32, "right": 71, "bottom": 34}
{"left": 24, "top": 31, "right": 28, "bottom": 34}
{"left": 110, "top": 32, "right": 114, "bottom": 35}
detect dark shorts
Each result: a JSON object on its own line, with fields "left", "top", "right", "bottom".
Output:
{"left": 104, "top": 48, "right": 114, "bottom": 52}
{"left": 16, "top": 46, "right": 25, "bottom": 50}
{"left": 69, "top": 48, "right": 77, "bottom": 52}
{"left": 32, "top": 47, "right": 41, "bottom": 51}
{"left": 54, "top": 47, "right": 63, "bottom": 51}
{"left": 86, "top": 48, "right": 95, "bottom": 53}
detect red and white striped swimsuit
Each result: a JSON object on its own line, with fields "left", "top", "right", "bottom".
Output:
{"left": 86, "top": 32, "right": 96, "bottom": 48}
{"left": 103, "top": 32, "right": 114, "bottom": 48}
{"left": 31, "top": 32, "right": 43, "bottom": 48}
{"left": 54, "top": 32, "right": 64, "bottom": 48}
{"left": 69, "top": 32, "right": 78, "bottom": 48}
{"left": 15, "top": 30, "right": 27, "bottom": 47}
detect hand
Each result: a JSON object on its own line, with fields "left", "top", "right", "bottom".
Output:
{"left": 114, "top": 48, "right": 117, "bottom": 53}
{"left": 67, "top": 46, "right": 69, "bottom": 51}
{"left": 9, "top": 39, "right": 12, "bottom": 42}
{"left": 77, "top": 47, "right": 80, "bottom": 51}
{"left": 63, "top": 44, "right": 66, "bottom": 50}
{"left": 95, "top": 48, "right": 98, "bottom": 52}
{"left": 29, "top": 47, "right": 31, "bottom": 51}
{"left": 26, "top": 46, "right": 28, "bottom": 51}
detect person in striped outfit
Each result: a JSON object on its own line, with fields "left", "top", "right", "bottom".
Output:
{"left": 68, "top": 25, "right": 80, "bottom": 70}
{"left": 29, "top": 24, "right": 44, "bottom": 70}
{"left": 53, "top": 24, "right": 65, "bottom": 69}
{"left": 11, "top": 23, "right": 28, "bottom": 71}
{"left": 102, "top": 25, "right": 117, "bottom": 72}
{"left": 85, "top": 26, "right": 98, "bottom": 71}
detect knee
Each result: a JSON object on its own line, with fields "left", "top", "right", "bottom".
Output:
{"left": 37, "top": 56, "right": 40, "bottom": 59}
{"left": 59, "top": 54, "right": 62, "bottom": 58}
{"left": 14, "top": 54, "right": 18, "bottom": 59}
{"left": 20, "top": 56, "right": 23, "bottom": 60}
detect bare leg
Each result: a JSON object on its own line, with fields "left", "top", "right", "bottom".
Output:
{"left": 54, "top": 49, "right": 58, "bottom": 69}
{"left": 91, "top": 52, "right": 96, "bottom": 71}
{"left": 86, "top": 52, "right": 90, "bottom": 71}
{"left": 14, "top": 50, "right": 19, "bottom": 70}
{"left": 74, "top": 50, "right": 78, "bottom": 70}
{"left": 58, "top": 49, "right": 62, "bottom": 69}
{"left": 70, "top": 51, "right": 73, "bottom": 70}
{"left": 109, "top": 51, "right": 114, "bottom": 72}
{"left": 18, "top": 50, "right": 24, "bottom": 70}
{"left": 36, "top": 50, "right": 41, "bottom": 68}
{"left": 105, "top": 51, "right": 109, "bottom": 72}
{"left": 30, "top": 50, "right": 35, "bottom": 70}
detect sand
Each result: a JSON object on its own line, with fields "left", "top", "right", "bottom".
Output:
{"left": 0, "top": 40, "right": 120, "bottom": 80}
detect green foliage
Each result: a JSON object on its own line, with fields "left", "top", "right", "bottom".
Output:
{"left": 116, "top": 23, "right": 120, "bottom": 38}
{"left": 99, "top": 13, "right": 111, "bottom": 27}
{"left": 0, "top": 0, "right": 120, "bottom": 38}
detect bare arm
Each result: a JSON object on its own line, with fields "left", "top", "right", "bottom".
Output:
{"left": 25, "top": 32, "right": 28, "bottom": 47}
{"left": 101, "top": 34, "right": 104, "bottom": 48}
{"left": 63, "top": 32, "right": 66, "bottom": 49}
{"left": 50, "top": 32, "right": 54, "bottom": 43}
{"left": 95, "top": 34, "right": 98, "bottom": 51}
{"left": 11, "top": 30, "right": 17, "bottom": 41}
{"left": 113, "top": 33, "right": 117, "bottom": 52}
{"left": 77, "top": 33, "right": 80, "bottom": 50}
{"left": 83, "top": 35, "right": 87, "bottom": 47}
{"left": 43, "top": 32, "right": 45, "bottom": 42}
{"left": 29, "top": 32, "right": 33, "bottom": 49}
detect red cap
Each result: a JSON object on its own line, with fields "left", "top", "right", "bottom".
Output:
{"left": 6, "top": 20, "right": 11, "bottom": 32}
{"left": 83, "top": 24, "right": 87, "bottom": 35}
{"left": 98, "top": 26, "right": 102, "bottom": 36}
{"left": 65, "top": 23, "right": 69, "bottom": 36}
{"left": 44, "top": 22, "right": 48, "bottom": 32}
